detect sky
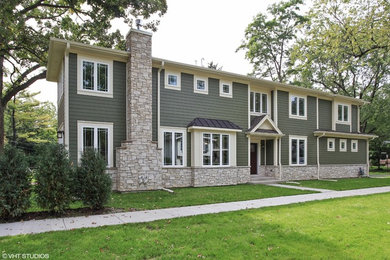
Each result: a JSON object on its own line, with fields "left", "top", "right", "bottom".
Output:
{"left": 30, "top": 0, "right": 283, "bottom": 105}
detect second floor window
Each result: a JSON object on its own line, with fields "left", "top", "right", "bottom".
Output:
{"left": 338, "top": 104, "right": 349, "bottom": 122}
{"left": 250, "top": 92, "right": 267, "bottom": 114}
{"left": 290, "top": 95, "right": 306, "bottom": 118}
{"left": 82, "top": 60, "right": 108, "bottom": 92}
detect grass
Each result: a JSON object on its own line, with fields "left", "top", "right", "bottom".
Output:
{"left": 1, "top": 193, "right": 389, "bottom": 259}
{"left": 370, "top": 167, "right": 390, "bottom": 176}
{"left": 28, "top": 184, "right": 314, "bottom": 213}
{"left": 285, "top": 177, "right": 390, "bottom": 190}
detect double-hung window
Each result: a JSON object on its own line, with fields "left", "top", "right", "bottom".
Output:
{"left": 290, "top": 136, "right": 307, "bottom": 165}
{"left": 163, "top": 130, "right": 184, "bottom": 166}
{"left": 203, "top": 133, "right": 229, "bottom": 166}
{"left": 250, "top": 92, "right": 267, "bottom": 114}
{"left": 290, "top": 95, "right": 306, "bottom": 118}
{"left": 82, "top": 60, "right": 108, "bottom": 92}
{"left": 78, "top": 121, "right": 113, "bottom": 167}
{"left": 337, "top": 104, "right": 349, "bottom": 122}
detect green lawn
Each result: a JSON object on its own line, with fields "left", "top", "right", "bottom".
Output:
{"left": 285, "top": 177, "right": 390, "bottom": 190}
{"left": 1, "top": 193, "right": 389, "bottom": 259}
{"left": 28, "top": 184, "right": 314, "bottom": 213}
{"left": 370, "top": 167, "right": 390, "bottom": 176}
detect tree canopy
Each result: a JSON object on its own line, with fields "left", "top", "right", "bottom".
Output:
{"left": 0, "top": 0, "right": 168, "bottom": 151}
{"left": 237, "top": 0, "right": 307, "bottom": 83}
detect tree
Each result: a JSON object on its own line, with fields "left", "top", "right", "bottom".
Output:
{"left": 207, "top": 61, "right": 223, "bottom": 70}
{"left": 237, "top": 0, "right": 307, "bottom": 82}
{"left": 5, "top": 91, "right": 57, "bottom": 151}
{"left": 0, "top": 0, "right": 168, "bottom": 152}
{"left": 291, "top": 0, "right": 390, "bottom": 122}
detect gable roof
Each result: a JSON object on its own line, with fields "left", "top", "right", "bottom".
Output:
{"left": 46, "top": 38, "right": 367, "bottom": 105}
{"left": 247, "top": 115, "right": 284, "bottom": 137}
{"left": 187, "top": 118, "right": 241, "bottom": 131}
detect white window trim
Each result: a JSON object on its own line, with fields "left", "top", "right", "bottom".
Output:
{"left": 194, "top": 76, "right": 208, "bottom": 94}
{"left": 57, "top": 58, "right": 64, "bottom": 105}
{"left": 289, "top": 94, "right": 307, "bottom": 120}
{"left": 339, "top": 139, "right": 347, "bottom": 152}
{"left": 351, "top": 140, "right": 358, "bottom": 152}
{"left": 159, "top": 127, "right": 187, "bottom": 168}
{"left": 77, "top": 55, "right": 113, "bottom": 98}
{"left": 336, "top": 103, "right": 351, "bottom": 124}
{"left": 77, "top": 121, "right": 114, "bottom": 167}
{"left": 201, "top": 133, "right": 230, "bottom": 167}
{"left": 250, "top": 91, "right": 269, "bottom": 115}
{"left": 165, "top": 71, "right": 181, "bottom": 91}
{"left": 289, "top": 135, "right": 307, "bottom": 166}
{"left": 327, "top": 138, "right": 335, "bottom": 152}
{"left": 219, "top": 81, "right": 232, "bottom": 98}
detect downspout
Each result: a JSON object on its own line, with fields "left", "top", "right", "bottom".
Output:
{"left": 317, "top": 133, "right": 325, "bottom": 180}
{"left": 279, "top": 137, "right": 282, "bottom": 181}
{"left": 157, "top": 61, "right": 164, "bottom": 148}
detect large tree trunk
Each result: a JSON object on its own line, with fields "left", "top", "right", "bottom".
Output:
{"left": 0, "top": 55, "right": 4, "bottom": 153}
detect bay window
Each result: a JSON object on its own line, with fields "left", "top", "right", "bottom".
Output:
{"left": 203, "top": 133, "right": 229, "bottom": 166}
{"left": 163, "top": 130, "right": 184, "bottom": 166}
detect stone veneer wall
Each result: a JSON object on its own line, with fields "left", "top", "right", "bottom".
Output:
{"left": 193, "top": 167, "right": 250, "bottom": 187}
{"left": 162, "top": 168, "right": 193, "bottom": 188}
{"left": 273, "top": 164, "right": 369, "bottom": 181}
{"left": 115, "top": 29, "right": 162, "bottom": 191}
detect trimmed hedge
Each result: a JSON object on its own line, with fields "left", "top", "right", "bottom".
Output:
{"left": 0, "top": 145, "right": 31, "bottom": 219}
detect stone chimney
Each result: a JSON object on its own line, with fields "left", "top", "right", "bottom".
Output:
{"left": 115, "top": 29, "right": 162, "bottom": 191}
{"left": 126, "top": 29, "right": 153, "bottom": 142}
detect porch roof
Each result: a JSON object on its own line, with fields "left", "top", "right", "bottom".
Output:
{"left": 246, "top": 115, "right": 284, "bottom": 137}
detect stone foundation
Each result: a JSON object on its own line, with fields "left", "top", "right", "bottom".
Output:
{"left": 275, "top": 164, "right": 369, "bottom": 181}
{"left": 162, "top": 167, "right": 193, "bottom": 188}
{"left": 105, "top": 168, "right": 118, "bottom": 190}
{"left": 193, "top": 167, "right": 250, "bottom": 187}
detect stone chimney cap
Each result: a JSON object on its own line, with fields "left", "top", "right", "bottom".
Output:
{"left": 126, "top": 28, "right": 153, "bottom": 39}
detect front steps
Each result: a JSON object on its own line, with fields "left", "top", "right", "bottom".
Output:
{"left": 249, "top": 175, "right": 279, "bottom": 184}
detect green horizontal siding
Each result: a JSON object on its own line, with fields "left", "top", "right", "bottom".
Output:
{"left": 318, "top": 99, "right": 332, "bottom": 130}
{"left": 68, "top": 53, "right": 126, "bottom": 166}
{"left": 159, "top": 70, "right": 248, "bottom": 166}
{"left": 336, "top": 124, "right": 350, "bottom": 132}
{"left": 266, "top": 139, "right": 274, "bottom": 165}
{"left": 319, "top": 138, "right": 366, "bottom": 164}
{"left": 277, "top": 90, "right": 317, "bottom": 165}
{"left": 351, "top": 105, "right": 358, "bottom": 132}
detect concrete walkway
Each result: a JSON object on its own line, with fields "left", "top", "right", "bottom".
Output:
{"left": 1, "top": 186, "right": 390, "bottom": 237}
{"left": 267, "top": 183, "right": 333, "bottom": 193}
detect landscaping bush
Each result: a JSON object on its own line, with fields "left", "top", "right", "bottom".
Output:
{"left": 35, "top": 144, "right": 73, "bottom": 214}
{"left": 77, "top": 149, "right": 111, "bottom": 210}
{"left": 0, "top": 145, "right": 31, "bottom": 219}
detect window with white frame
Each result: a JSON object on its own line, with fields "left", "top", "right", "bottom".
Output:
{"left": 203, "top": 133, "right": 229, "bottom": 166}
{"left": 220, "top": 81, "right": 232, "bottom": 97}
{"left": 351, "top": 140, "right": 358, "bottom": 152}
{"left": 250, "top": 92, "right": 267, "bottom": 114}
{"left": 165, "top": 71, "right": 181, "bottom": 90}
{"left": 78, "top": 122, "right": 113, "bottom": 166}
{"left": 82, "top": 60, "right": 108, "bottom": 92}
{"left": 327, "top": 138, "right": 335, "bottom": 152}
{"left": 290, "top": 95, "right": 306, "bottom": 118}
{"left": 163, "top": 130, "right": 185, "bottom": 166}
{"left": 340, "top": 139, "right": 347, "bottom": 152}
{"left": 337, "top": 104, "right": 349, "bottom": 122}
{"left": 290, "top": 136, "right": 307, "bottom": 165}
{"left": 194, "top": 77, "right": 208, "bottom": 94}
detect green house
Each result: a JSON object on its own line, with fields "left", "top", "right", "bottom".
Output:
{"left": 46, "top": 29, "right": 376, "bottom": 191}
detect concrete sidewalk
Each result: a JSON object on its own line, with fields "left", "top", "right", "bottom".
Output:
{"left": 1, "top": 186, "right": 390, "bottom": 237}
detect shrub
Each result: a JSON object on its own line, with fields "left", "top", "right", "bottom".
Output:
{"left": 77, "top": 149, "right": 111, "bottom": 210}
{"left": 0, "top": 145, "right": 31, "bottom": 219}
{"left": 35, "top": 144, "right": 73, "bottom": 214}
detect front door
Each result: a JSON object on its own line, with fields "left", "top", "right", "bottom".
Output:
{"left": 250, "top": 143, "right": 258, "bottom": 175}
